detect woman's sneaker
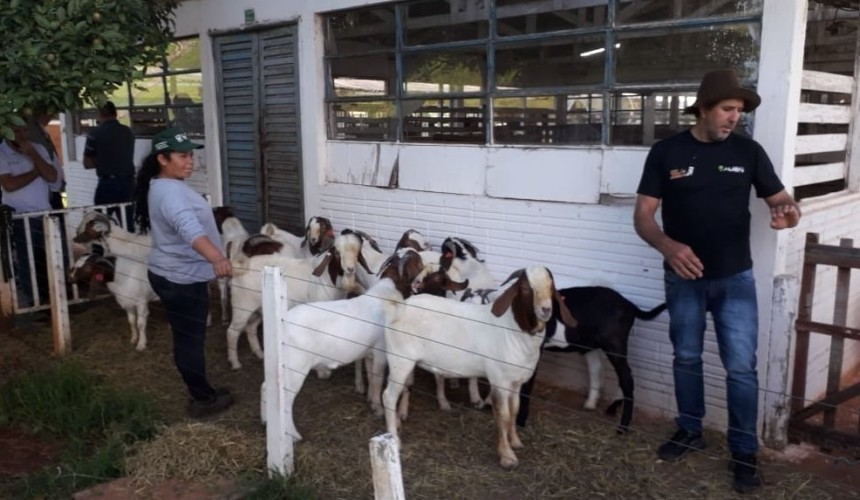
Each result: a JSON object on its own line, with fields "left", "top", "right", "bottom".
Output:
{"left": 187, "top": 388, "right": 234, "bottom": 419}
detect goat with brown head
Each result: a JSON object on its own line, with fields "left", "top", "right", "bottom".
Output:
{"left": 68, "top": 254, "right": 116, "bottom": 299}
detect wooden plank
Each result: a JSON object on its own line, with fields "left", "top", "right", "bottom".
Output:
{"left": 789, "top": 418, "right": 860, "bottom": 451}
{"left": 792, "top": 162, "right": 846, "bottom": 187}
{"left": 797, "top": 103, "right": 851, "bottom": 124}
{"left": 370, "top": 434, "right": 406, "bottom": 500}
{"left": 803, "top": 242, "right": 860, "bottom": 268}
{"left": 791, "top": 233, "right": 819, "bottom": 416}
{"left": 795, "top": 320, "right": 860, "bottom": 342}
{"left": 45, "top": 216, "right": 71, "bottom": 355}
{"left": 823, "top": 239, "right": 853, "bottom": 430}
{"left": 801, "top": 70, "right": 855, "bottom": 94}
{"left": 795, "top": 133, "right": 848, "bottom": 155}
{"left": 263, "top": 266, "right": 295, "bottom": 476}
{"left": 791, "top": 383, "right": 860, "bottom": 422}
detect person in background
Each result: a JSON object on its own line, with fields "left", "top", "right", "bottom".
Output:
{"left": 633, "top": 69, "right": 801, "bottom": 494}
{"left": 0, "top": 122, "right": 63, "bottom": 308}
{"left": 84, "top": 101, "right": 136, "bottom": 230}
{"left": 134, "top": 126, "right": 233, "bottom": 419}
{"left": 27, "top": 111, "right": 65, "bottom": 210}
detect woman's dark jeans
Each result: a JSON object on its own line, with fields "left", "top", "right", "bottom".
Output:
{"left": 148, "top": 271, "right": 216, "bottom": 401}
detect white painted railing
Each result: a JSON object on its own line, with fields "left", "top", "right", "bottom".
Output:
{"left": 795, "top": 69, "right": 856, "bottom": 189}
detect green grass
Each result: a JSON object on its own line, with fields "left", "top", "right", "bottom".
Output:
{"left": 0, "top": 360, "right": 162, "bottom": 499}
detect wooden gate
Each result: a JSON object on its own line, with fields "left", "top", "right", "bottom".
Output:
{"left": 789, "top": 232, "right": 860, "bottom": 450}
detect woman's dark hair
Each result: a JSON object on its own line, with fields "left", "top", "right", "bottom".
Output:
{"left": 134, "top": 151, "right": 165, "bottom": 234}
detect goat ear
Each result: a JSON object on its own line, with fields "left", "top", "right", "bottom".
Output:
{"left": 491, "top": 282, "right": 519, "bottom": 318}
{"left": 448, "top": 278, "right": 469, "bottom": 292}
{"left": 312, "top": 254, "right": 333, "bottom": 277}
{"left": 358, "top": 249, "right": 373, "bottom": 275}
{"left": 225, "top": 241, "right": 234, "bottom": 259}
{"left": 554, "top": 288, "right": 578, "bottom": 327}
{"left": 499, "top": 269, "right": 525, "bottom": 287}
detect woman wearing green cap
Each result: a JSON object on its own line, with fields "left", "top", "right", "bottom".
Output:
{"left": 134, "top": 126, "right": 233, "bottom": 419}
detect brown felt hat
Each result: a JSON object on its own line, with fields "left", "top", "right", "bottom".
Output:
{"left": 683, "top": 69, "right": 761, "bottom": 116}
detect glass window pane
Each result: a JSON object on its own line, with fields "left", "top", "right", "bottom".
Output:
{"left": 496, "top": 0, "right": 608, "bottom": 36}
{"left": 325, "top": 6, "right": 396, "bottom": 56}
{"left": 404, "top": 0, "right": 488, "bottom": 46}
{"left": 166, "top": 73, "right": 203, "bottom": 104}
{"left": 610, "top": 91, "right": 697, "bottom": 146}
{"left": 402, "top": 98, "right": 485, "bottom": 143}
{"left": 495, "top": 36, "right": 606, "bottom": 90}
{"left": 169, "top": 106, "right": 204, "bottom": 136}
{"left": 330, "top": 55, "right": 395, "bottom": 97}
{"left": 616, "top": 0, "right": 763, "bottom": 25}
{"left": 615, "top": 23, "right": 761, "bottom": 84}
{"left": 132, "top": 76, "right": 166, "bottom": 106}
{"left": 167, "top": 38, "right": 201, "bottom": 72}
{"left": 328, "top": 101, "right": 396, "bottom": 141}
{"left": 105, "top": 83, "right": 130, "bottom": 108}
{"left": 494, "top": 94, "right": 602, "bottom": 145}
{"left": 403, "top": 49, "right": 486, "bottom": 94}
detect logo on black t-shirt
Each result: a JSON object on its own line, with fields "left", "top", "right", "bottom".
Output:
{"left": 718, "top": 165, "right": 746, "bottom": 174}
{"left": 669, "top": 166, "right": 695, "bottom": 180}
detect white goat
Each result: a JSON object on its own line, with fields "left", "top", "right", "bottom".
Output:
{"left": 434, "top": 236, "right": 499, "bottom": 410}
{"left": 212, "top": 207, "right": 250, "bottom": 324}
{"left": 383, "top": 266, "right": 576, "bottom": 468}
{"left": 225, "top": 231, "right": 369, "bottom": 369}
{"left": 260, "top": 216, "right": 335, "bottom": 258}
{"left": 72, "top": 212, "right": 157, "bottom": 351}
{"left": 270, "top": 248, "right": 467, "bottom": 441}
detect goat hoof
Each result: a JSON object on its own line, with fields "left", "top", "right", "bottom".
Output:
{"left": 438, "top": 402, "right": 452, "bottom": 412}
{"left": 231, "top": 362, "right": 243, "bottom": 370}
{"left": 499, "top": 456, "right": 519, "bottom": 469}
{"left": 135, "top": 344, "right": 146, "bottom": 352}
{"left": 471, "top": 400, "right": 485, "bottom": 410}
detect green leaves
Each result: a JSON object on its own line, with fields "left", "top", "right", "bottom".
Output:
{"left": 0, "top": 0, "right": 180, "bottom": 136}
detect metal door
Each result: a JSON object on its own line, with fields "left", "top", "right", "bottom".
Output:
{"left": 213, "top": 24, "right": 304, "bottom": 233}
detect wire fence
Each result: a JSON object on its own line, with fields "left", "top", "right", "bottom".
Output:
{"left": 1, "top": 206, "right": 859, "bottom": 485}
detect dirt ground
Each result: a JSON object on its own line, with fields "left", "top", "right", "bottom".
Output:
{"left": 2, "top": 298, "right": 860, "bottom": 499}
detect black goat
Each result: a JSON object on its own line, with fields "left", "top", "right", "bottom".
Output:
{"left": 518, "top": 286, "right": 666, "bottom": 434}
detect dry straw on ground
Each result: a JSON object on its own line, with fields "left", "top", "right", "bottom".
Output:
{"left": 125, "top": 422, "right": 265, "bottom": 489}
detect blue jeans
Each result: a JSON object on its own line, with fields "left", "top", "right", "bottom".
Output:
{"left": 664, "top": 268, "right": 759, "bottom": 455}
{"left": 12, "top": 218, "right": 48, "bottom": 308}
{"left": 95, "top": 177, "right": 135, "bottom": 232}
{"left": 148, "top": 271, "right": 216, "bottom": 401}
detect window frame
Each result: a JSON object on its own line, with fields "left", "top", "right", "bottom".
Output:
{"left": 323, "top": 0, "right": 763, "bottom": 146}
{"left": 74, "top": 36, "right": 204, "bottom": 138}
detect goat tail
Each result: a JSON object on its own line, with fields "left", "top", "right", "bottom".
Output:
{"left": 634, "top": 302, "right": 667, "bottom": 321}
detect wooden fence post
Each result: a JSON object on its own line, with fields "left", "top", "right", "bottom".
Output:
{"left": 0, "top": 206, "right": 14, "bottom": 332}
{"left": 262, "top": 265, "right": 295, "bottom": 476}
{"left": 370, "top": 433, "right": 405, "bottom": 500}
{"left": 45, "top": 215, "right": 71, "bottom": 354}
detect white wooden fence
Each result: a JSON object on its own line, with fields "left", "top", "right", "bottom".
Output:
{"left": 795, "top": 69, "right": 856, "bottom": 188}
{"left": 260, "top": 266, "right": 406, "bottom": 500}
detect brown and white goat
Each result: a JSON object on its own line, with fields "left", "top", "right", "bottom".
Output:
{"left": 225, "top": 230, "right": 370, "bottom": 369}
{"left": 268, "top": 248, "right": 467, "bottom": 441}
{"left": 382, "top": 266, "right": 576, "bottom": 469}
{"left": 73, "top": 212, "right": 157, "bottom": 351}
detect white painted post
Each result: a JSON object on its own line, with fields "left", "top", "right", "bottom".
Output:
{"left": 753, "top": 0, "right": 809, "bottom": 448}
{"left": 262, "top": 265, "right": 295, "bottom": 476}
{"left": 843, "top": 20, "right": 860, "bottom": 192}
{"left": 369, "top": 433, "right": 406, "bottom": 500}
{"left": 762, "top": 274, "right": 799, "bottom": 449}
{"left": 44, "top": 215, "right": 71, "bottom": 354}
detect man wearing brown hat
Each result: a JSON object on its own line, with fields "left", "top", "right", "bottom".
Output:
{"left": 633, "top": 69, "right": 800, "bottom": 494}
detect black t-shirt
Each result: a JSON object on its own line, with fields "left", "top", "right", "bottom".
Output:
{"left": 637, "top": 130, "right": 785, "bottom": 279}
{"left": 83, "top": 119, "right": 135, "bottom": 178}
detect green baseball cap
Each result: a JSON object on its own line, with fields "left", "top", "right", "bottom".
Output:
{"left": 151, "top": 127, "right": 204, "bottom": 153}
